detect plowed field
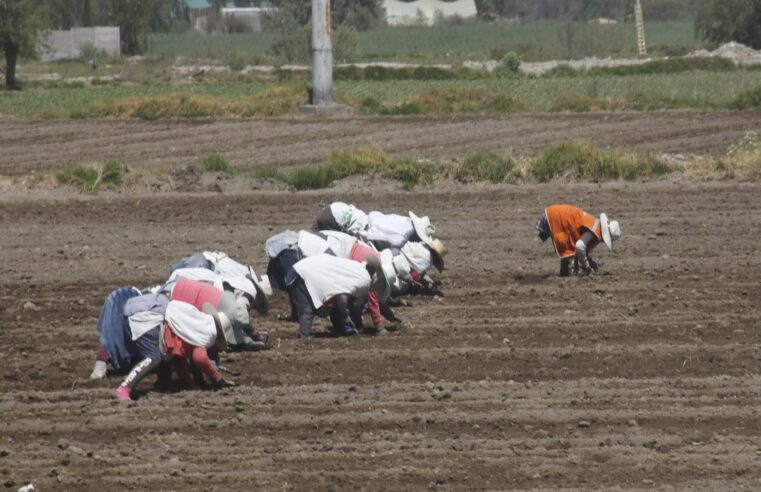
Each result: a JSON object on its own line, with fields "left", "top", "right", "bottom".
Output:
{"left": 1, "top": 114, "right": 760, "bottom": 491}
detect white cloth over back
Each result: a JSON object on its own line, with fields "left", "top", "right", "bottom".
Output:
{"left": 293, "top": 254, "right": 372, "bottom": 308}
{"left": 363, "top": 212, "right": 414, "bottom": 248}
{"left": 165, "top": 300, "right": 218, "bottom": 349}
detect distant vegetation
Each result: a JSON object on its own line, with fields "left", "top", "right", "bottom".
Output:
{"left": 148, "top": 21, "right": 702, "bottom": 63}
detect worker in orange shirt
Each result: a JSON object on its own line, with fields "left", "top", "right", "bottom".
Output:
{"left": 536, "top": 204, "right": 622, "bottom": 277}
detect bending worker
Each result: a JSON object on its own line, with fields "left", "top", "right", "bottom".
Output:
{"left": 536, "top": 204, "right": 621, "bottom": 277}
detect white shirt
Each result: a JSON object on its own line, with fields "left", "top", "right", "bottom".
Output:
{"left": 293, "top": 254, "right": 371, "bottom": 308}
{"left": 297, "top": 230, "right": 331, "bottom": 258}
{"left": 202, "top": 251, "right": 249, "bottom": 278}
{"left": 320, "top": 230, "right": 358, "bottom": 258}
{"left": 363, "top": 211, "right": 414, "bottom": 248}
{"left": 167, "top": 268, "right": 224, "bottom": 291}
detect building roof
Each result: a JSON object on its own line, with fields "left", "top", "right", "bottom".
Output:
{"left": 185, "top": 0, "right": 211, "bottom": 9}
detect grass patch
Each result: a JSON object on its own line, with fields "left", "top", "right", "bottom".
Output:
{"left": 57, "top": 160, "right": 127, "bottom": 193}
{"left": 381, "top": 87, "right": 525, "bottom": 114}
{"left": 285, "top": 147, "right": 437, "bottom": 190}
{"left": 531, "top": 142, "right": 672, "bottom": 182}
{"left": 87, "top": 85, "right": 308, "bottom": 119}
{"left": 200, "top": 154, "right": 236, "bottom": 174}
{"left": 451, "top": 150, "right": 515, "bottom": 183}
{"left": 249, "top": 168, "right": 288, "bottom": 181}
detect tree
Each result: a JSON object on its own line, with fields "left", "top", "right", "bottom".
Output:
{"left": 269, "top": 0, "right": 383, "bottom": 30}
{"left": 0, "top": 0, "right": 51, "bottom": 90}
{"left": 108, "top": 0, "right": 153, "bottom": 55}
{"left": 696, "top": 0, "right": 761, "bottom": 49}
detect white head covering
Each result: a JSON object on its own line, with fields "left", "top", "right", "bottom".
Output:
{"left": 600, "top": 213, "right": 622, "bottom": 251}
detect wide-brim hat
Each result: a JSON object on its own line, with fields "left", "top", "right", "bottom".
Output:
{"left": 202, "top": 302, "right": 230, "bottom": 352}
{"left": 222, "top": 274, "right": 257, "bottom": 301}
{"left": 247, "top": 266, "right": 272, "bottom": 316}
{"left": 409, "top": 211, "right": 435, "bottom": 245}
{"left": 600, "top": 213, "right": 622, "bottom": 251}
{"left": 366, "top": 250, "right": 396, "bottom": 303}
{"left": 427, "top": 238, "right": 447, "bottom": 271}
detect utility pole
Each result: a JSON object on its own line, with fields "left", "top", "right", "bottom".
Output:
{"left": 634, "top": 0, "right": 647, "bottom": 57}
{"left": 302, "top": 0, "right": 347, "bottom": 113}
{"left": 311, "top": 0, "right": 333, "bottom": 105}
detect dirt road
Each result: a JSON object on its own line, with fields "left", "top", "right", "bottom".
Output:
{"left": 1, "top": 111, "right": 760, "bottom": 177}
{"left": 1, "top": 169, "right": 760, "bottom": 489}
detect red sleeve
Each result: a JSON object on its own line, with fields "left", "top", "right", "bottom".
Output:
{"left": 410, "top": 270, "right": 426, "bottom": 286}
{"left": 191, "top": 347, "right": 221, "bottom": 383}
{"left": 367, "top": 291, "right": 383, "bottom": 329}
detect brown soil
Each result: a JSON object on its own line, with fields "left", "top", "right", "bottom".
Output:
{"left": 1, "top": 115, "right": 760, "bottom": 491}
{"left": 1, "top": 111, "right": 760, "bottom": 178}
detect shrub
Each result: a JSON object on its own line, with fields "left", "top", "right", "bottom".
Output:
{"left": 531, "top": 142, "right": 671, "bottom": 182}
{"left": 494, "top": 51, "right": 522, "bottom": 77}
{"left": 454, "top": 150, "right": 515, "bottom": 183}
{"left": 731, "top": 86, "right": 761, "bottom": 109}
{"left": 284, "top": 147, "right": 438, "bottom": 190}
{"left": 200, "top": 154, "right": 235, "bottom": 174}
{"left": 251, "top": 168, "right": 288, "bottom": 181}
{"left": 57, "top": 160, "right": 126, "bottom": 193}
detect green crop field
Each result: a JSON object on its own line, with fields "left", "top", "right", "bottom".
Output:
{"left": 2, "top": 69, "right": 759, "bottom": 118}
{"left": 147, "top": 21, "right": 701, "bottom": 63}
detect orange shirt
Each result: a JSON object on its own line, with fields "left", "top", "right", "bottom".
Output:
{"left": 545, "top": 205, "right": 602, "bottom": 258}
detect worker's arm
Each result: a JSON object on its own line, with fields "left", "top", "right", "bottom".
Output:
{"left": 575, "top": 230, "right": 600, "bottom": 275}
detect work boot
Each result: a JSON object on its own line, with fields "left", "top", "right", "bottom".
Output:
{"left": 90, "top": 360, "right": 107, "bottom": 379}
{"left": 113, "top": 386, "right": 132, "bottom": 401}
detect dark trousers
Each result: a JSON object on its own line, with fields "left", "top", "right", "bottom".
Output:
{"left": 288, "top": 278, "right": 356, "bottom": 338}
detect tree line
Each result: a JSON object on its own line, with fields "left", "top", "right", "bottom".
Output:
{"left": 2, "top": 0, "right": 761, "bottom": 90}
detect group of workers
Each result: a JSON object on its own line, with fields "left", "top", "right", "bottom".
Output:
{"left": 89, "top": 201, "right": 621, "bottom": 401}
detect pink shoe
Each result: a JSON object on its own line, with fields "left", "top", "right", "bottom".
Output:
{"left": 113, "top": 386, "right": 132, "bottom": 401}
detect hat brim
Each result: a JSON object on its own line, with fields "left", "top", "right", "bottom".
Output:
{"left": 248, "top": 267, "right": 272, "bottom": 316}
{"left": 202, "top": 303, "right": 229, "bottom": 351}
{"left": 367, "top": 252, "right": 393, "bottom": 302}
{"left": 600, "top": 213, "right": 613, "bottom": 251}
{"left": 409, "top": 211, "right": 433, "bottom": 246}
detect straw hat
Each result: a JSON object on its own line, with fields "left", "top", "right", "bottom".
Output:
{"left": 600, "top": 213, "right": 622, "bottom": 250}
{"left": 426, "top": 239, "right": 447, "bottom": 271}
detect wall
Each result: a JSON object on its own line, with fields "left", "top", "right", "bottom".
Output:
{"left": 41, "top": 27, "right": 121, "bottom": 61}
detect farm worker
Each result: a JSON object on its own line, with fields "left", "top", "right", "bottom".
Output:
{"left": 536, "top": 204, "right": 622, "bottom": 277}
{"left": 265, "top": 229, "right": 336, "bottom": 292}
{"left": 166, "top": 266, "right": 272, "bottom": 349}
{"left": 286, "top": 253, "right": 396, "bottom": 339}
{"left": 320, "top": 230, "right": 359, "bottom": 259}
{"left": 165, "top": 274, "right": 271, "bottom": 348}
{"left": 170, "top": 250, "right": 253, "bottom": 279}
{"left": 160, "top": 301, "right": 234, "bottom": 396}
{"left": 362, "top": 211, "right": 446, "bottom": 271}
{"left": 391, "top": 241, "right": 445, "bottom": 297}
{"left": 112, "top": 291, "right": 171, "bottom": 401}
{"left": 311, "top": 201, "right": 369, "bottom": 237}
{"left": 90, "top": 286, "right": 143, "bottom": 379}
